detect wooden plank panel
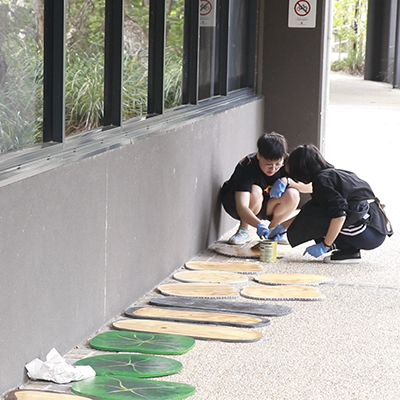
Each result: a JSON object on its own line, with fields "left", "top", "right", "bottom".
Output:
{"left": 125, "top": 306, "right": 270, "bottom": 328}
{"left": 113, "top": 319, "right": 262, "bottom": 342}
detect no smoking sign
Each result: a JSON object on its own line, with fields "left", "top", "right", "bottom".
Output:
{"left": 288, "top": 0, "right": 317, "bottom": 28}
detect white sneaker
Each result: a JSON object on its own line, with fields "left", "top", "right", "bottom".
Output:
{"left": 228, "top": 227, "right": 249, "bottom": 244}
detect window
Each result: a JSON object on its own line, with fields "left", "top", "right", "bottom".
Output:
{"left": 0, "top": 0, "right": 256, "bottom": 157}
{"left": 165, "top": 0, "right": 184, "bottom": 109}
{"left": 0, "top": 0, "right": 43, "bottom": 152}
{"left": 65, "top": 0, "right": 106, "bottom": 136}
{"left": 123, "top": 1, "right": 149, "bottom": 120}
{"left": 227, "top": 0, "right": 256, "bottom": 91}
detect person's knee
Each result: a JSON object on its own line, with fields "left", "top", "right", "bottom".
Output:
{"left": 282, "top": 187, "right": 300, "bottom": 207}
{"left": 250, "top": 185, "right": 263, "bottom": 197}
{"left": 249, "top": 185, "right": 264, "bottom": 210}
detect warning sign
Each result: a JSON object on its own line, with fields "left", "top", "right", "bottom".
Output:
{"left": 288, "top": 0, "right": 317, "bottom": 28}
{"left": 200, "top": 0, "right": 216, "bottom": 27}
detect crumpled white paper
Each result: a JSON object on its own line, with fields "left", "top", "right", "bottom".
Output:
{"left": 25, "top": 348, "right": 96, "bottom": 384}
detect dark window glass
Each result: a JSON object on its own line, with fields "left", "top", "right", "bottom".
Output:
{"left": 197, "top": 0, "right": 255, "bottom": 100}
{"left": 227, "top": 0, "right": 253, "bottom": 91}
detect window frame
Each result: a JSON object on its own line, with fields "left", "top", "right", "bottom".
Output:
{"left": 0, "top": 0, "right": 258, "bottom": 179}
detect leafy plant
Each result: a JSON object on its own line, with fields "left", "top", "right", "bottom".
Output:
{"left": 0, "top": 1, "right": 43, "bottom": 152}
{"left": 331, "top": 0, "right": 368, "bottom": 75}
{"left": 0, "top": 0, "right": 186, "bottom": 152}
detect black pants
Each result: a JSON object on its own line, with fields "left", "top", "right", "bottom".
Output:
{"left": 287, "top": 201, "right": 386, "bottom": 251}
{"left": 335, "top": 227, "right": 386, "bottom": 251}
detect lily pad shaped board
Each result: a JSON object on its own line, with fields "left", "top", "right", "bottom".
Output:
{"left": 255, "top": 273, "right": 331, "bottom": 286}
{"left": 72, "top": 376, "right": 196, "bottom": 400}
{"left": 185, "top": 261, "right": 262, "bottom": 274}
{"left": 113, "top": 319, "right": 262, "bottom": 342}
{"left": 5, "top": 390, "right": 100, "bottom": 400}
{"left": 158, "top": 283, "right": 238, "bottom": 298}
{"left": 125, "top": 306, "right": 270, "bottom": 328}
{"left": 75, "top": 354, "right": 182, "bottom": 378}
{"left": 89, "top": 331, "right": 195, "bottom": 355}
{"left": 241, "top": 285, "right": 325, "bottom": 301}
{"left": 173, "top": 270, "right": 248, "bottom": 284}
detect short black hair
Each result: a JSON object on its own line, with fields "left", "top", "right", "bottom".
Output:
{"left": 257, "top": 132, "right": 288, "bottom": 160}
{"left": 287, "top": 144, "right": 334, "bottom": 183}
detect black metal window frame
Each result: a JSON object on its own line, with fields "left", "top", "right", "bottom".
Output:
{"left": 0, "top": 0, "right": 257, "bottom": 181}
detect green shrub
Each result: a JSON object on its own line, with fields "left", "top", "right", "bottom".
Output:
{"left": 331, "top": 0, "right": 368, "bottom": 75}
{"left": 0, "top": 47, "right": 42, "bottom": 152}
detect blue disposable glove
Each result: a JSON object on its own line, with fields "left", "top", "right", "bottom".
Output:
{"left": 268, "top": 224, "right": 286, "bottom": 240}
{"left": 256, "top": 223, "right": 270, "bottom": 239}
{"left": 269, "top": 179, "right": 287, "bottom": 198}
{"left": 303, "top": 242, "right": 328, "bottom": 258}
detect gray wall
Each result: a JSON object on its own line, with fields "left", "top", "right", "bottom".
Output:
{"left": 0, "top": 96, "right": 264, "bottom": 396}
{"left": 1, "top": 1, "right": 333, "bottom": 395}
{"left": 262, "top": 0, "right": 329, "bottom": 150}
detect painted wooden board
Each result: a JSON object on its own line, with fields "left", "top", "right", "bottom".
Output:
{"left": 125, "top": 306, "right": 270, "bottom": 328}
{"left": 173, "top": 270, "right": 248, "bottom": 284}
{"left": 5, "top": 390, "right": 100, "bottom": 400}
{"left": 185, "top": 260, "right": 263, "bottom": 274}
{"left": 149, "top": 296, "right": 292, "bottom": 317}
{"left": 89, "top": 331, "right": 195, "bottom": 355}
{"left": 214, "top": 246, "right": 260, "bottom": 259}
{"left": 75, "top": 354, "right": 182, "bottom": 378}
{"left": 255, "top": 273, "right": 331, "bottom": 286}
{"left": 72, "top": 376, "right": 196, "bottom": 400}
{"left": 241, "top": 285, "right": 325, "bottom": 301}
{"left": 113, "top": 319, "right": 262, "bottom": 342}
{"left": 158, "top": 283, "right": 238, "bottom": 298}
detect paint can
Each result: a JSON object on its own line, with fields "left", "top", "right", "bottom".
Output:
{"left": 260, "top": 241, "right": 277, "bottom": 262}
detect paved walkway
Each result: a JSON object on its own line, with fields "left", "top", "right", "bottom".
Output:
{"left": 13, "top": 72, "right": 400, "bottom": 400}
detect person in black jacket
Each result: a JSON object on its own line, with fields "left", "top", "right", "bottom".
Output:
{"left": 269, "top": 144, "right": 393, "bottom": 264}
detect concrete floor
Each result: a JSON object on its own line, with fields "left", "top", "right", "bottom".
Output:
{"left": 11, "top": 72, "right": 400, "bottom": 400}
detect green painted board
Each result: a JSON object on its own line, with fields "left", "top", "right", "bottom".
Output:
{"left": 72, "top": 376, "right": 196, "bottom": 400}
{"left": 75, "top": 354, "right": 183, "bottom": 378}
{"left": 89, "top": 331, "right": 195, "bottom": 355}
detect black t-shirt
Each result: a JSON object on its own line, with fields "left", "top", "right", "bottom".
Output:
{"left": 311, "top": 168, "right": 375, "bottom": 219}
{"left": 221, "top": 153, "right": 286, "bottom": 197}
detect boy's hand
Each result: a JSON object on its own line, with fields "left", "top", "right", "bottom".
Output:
{"left": 256, "top": 223, "right": 269, "bottom": 239}
{"left": 268, "top": 224, "right": 286, "bottom": 239}
{"left": 269, "top": 179, "right": 286, "bottom": 198}
{"left": 303, "top": 242, "right": 328, "bottom": 258}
